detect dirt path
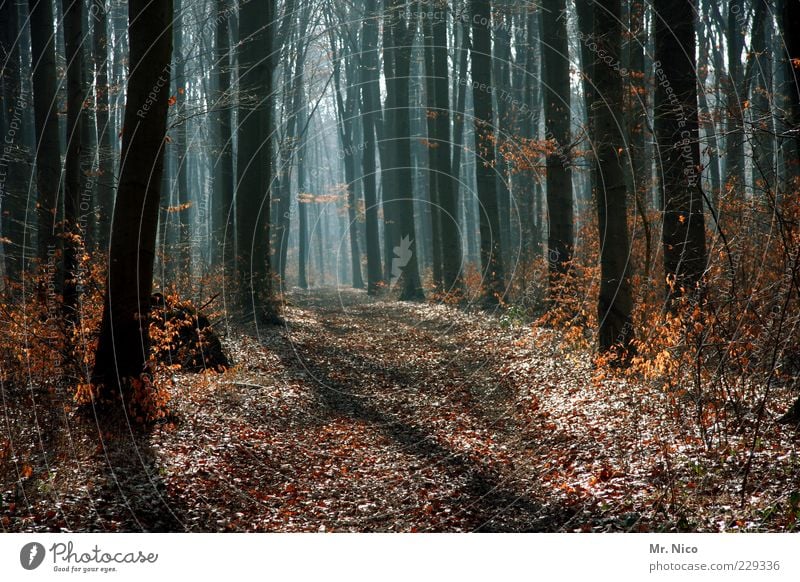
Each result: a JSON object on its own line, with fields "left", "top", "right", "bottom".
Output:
{"left": 160, "top": 288, "right": 578, "bottom": 532}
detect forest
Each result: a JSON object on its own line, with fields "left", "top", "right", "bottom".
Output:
{"left": 0, "top": 0, "right": 799, "bottom": 533}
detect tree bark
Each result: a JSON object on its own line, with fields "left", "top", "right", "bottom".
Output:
{"left": 28, "top": 0, "right": 61, "bottom": 262}
{"left": 541, "top": 0, "right": 574, "bottom": 282}
{"left": 360, "top": 0, "right": 383, "bottom": 294}
{"left": 212, "top": 0, "right": 234, "bottom": 269}
{"left": 592, "top": 0, "right": 635, "bottom": 355}
{"left": 93, "top": 0, "right": 173, "bottom": 386}
{"left": 61, "top": 0, "right": 88, "bottom": 322}
{"left": 0, "top": 0, "right": 26, "bottom": 284}
{"left": 470, "top": 0, "right": 505, "bottom": 304}
{"left": 654, "top": 0, "right": 707, "bottom": 302}
{"left": 386, "top": 0, "right": 424, "bottom": 300}
{"left": 93, "top": 0, "right": 114, "bottom": 250}
{"left": 236, "top": 0, "right": 278, "bottom": 321}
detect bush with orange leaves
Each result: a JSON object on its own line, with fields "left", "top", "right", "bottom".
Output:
{"left": 598, "top": 186, "right": 800, "bottom": 446}
{"left": 503, "top": 182, "right": 800, "bottom": 446}
{"left": 0, "top": 247, "right": 103, "bottom": 399}
{"left": 2, "top": 245, "right": 230, "bottom": 423}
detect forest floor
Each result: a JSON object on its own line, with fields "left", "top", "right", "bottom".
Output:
{"left": 2, "top": 288, "right": 799, "bottom": 532}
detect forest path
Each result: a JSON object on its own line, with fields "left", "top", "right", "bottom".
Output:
{"left": 5, "top": 288, "right": 677, "bottom": 532}
{"left": 150, "top": 287, "right": 619, "bottom": 532}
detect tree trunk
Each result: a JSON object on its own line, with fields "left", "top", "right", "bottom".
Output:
{"left": 386, "top": 0, "right": 424, "bottom": 300}
{"left": 0, "top": 0, "right": 27, "bottom": 284}
{"left": 541, "top": 0, "right": 574, "bottom": 282}
{"left": 470, "top": 0, "right": 505, "bottom": 304}
{"left": 360, "top": 0, "right": 383, "bottom": 294}
{"left": 750, "top": 0, "right": 774, "bottom": 201}
{"left": 28, "top": 0, "right": 62, "bottom": 262}
{"left": 423, "top": 10, "right": 443, "bottom": 290}
{"left": 654, "top": 0, "right": 707, "bottom": 302}
{"left": 93, "top": 0, "right": 173, "bottom": 386}
{"left": 213, "top": 0, "right": 234, "bottom": 270}
{"left": 432, "top": 1, "right": 462, "bottom": 292}
{"left": 297, "top": 125, "right": 309, "bottom": 290}
{"left": 61, "top": 0, "right": 87, "bottom": 322}
{"left": 93, "top": 0, "right": 114, "bottom": 250}
{"left": 592, "top": 0, "right": 635, "bottom": 355}
{"left": 724, "top": 0, "right": 745, "bottom": 193}
{"left": 236, "top": 0, "right": 278, "bottom": 321}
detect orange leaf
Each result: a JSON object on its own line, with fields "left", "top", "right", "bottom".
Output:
{"left": 21, "top": 464, "right": 33, "bottom": 479}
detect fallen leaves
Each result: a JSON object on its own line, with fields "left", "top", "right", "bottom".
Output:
{"left": 2, "top": 289, "right": 799, "bottom": 532}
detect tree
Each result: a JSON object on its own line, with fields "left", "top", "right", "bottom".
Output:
{"left": 384, "top": 0, "right": 424, "bottom": 300}
{"left": 591, "top": 0, "right": 634, "bottom": 355}
{"left": 429, "top": 0, "right": 462, "bottom": 293}
{"left": 654, "top": 0, "right": 706, "bottom": 302}
{"left": 723, "top": 0, "right": 745, "bottom": 192}
{"left": 172, "top": 0, "right": 191, "bottom": 280}
{"left": 61, "top": 0, "right": 87, "bottom": 322}
{"left": 0, "top": 0, "right": 27, "bottom": 284}
{"left": 93, "top": 0, "right": 114, "bottom": 249}
{"left": 93, "top": 0, "right": 173, "bottom": 386}
{"left": 213, "top": 0, "right": 234, "bottom": 268}
{"left": 359, "top": 0, "right": 383, "bottom": 294}
{"left": 470, "top": 0, "right": 505, "bottom": 304}
{"left": 236, "top": 0, "right": 280, "bottom": 322}
{"left": 28, "top": 0, "right": 61, "bottom": 261}
{"left": 541, "top": 0, "right": 573, "bottom": 283}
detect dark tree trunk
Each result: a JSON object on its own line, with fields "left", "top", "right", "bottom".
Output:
{"left": 360, "top": 0, "right": 383, "bottom": 294}
{"left": 236, "top": 0, "right": 278, "bottom": 321}
{"left": 0, "top": 0, "right": 26, "bottom": 284}
{"left": 724, "top": 0, "right": 745, "bottom": 192}
{"left": 385, "top": 0, "right": 424, "bottom": 300}
{"left": 470, "top": 0, "right": 505, "bottom": 304}
{"left": 541, "top": 0, "right": 574, "bottom": 282}
{"left": 627, "top": 0, "right": 652, "bottom": 277}
{"left": 779, "top": 0, "right": 799, "bottom": 190}
{"left": 592, "top": 0, "right": 635, "bottom": 355}
{"left": 297, "top": 128, "right": 309, "bottom": 290}
{"left": 93, "top": 0, "right": 114, "bottom": 250}
{"left": 422, "top": 11, "right": 443, "bottom": 290}
{"left": 61, "top": 0, "right": 87, "bottom": 322}
{"left": 28, "top": 0, "right": 61, "bottom": 261}
{"left": 432, "top": 2, "right": 462, "bottom": 293}
{"left": 654, "top": 0, "right": 707, "bottom": 302}
{"left": 750, "top": 0, "right": 774, "bottom": 198}
{"left": 173, "top": 0, "right": 191, "bottom": 280}
{"left": 93, "top": 0, "right": 173, "bottom": 386}
{"left": 213, "top": 0, "right": 234, "bottom": 269}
